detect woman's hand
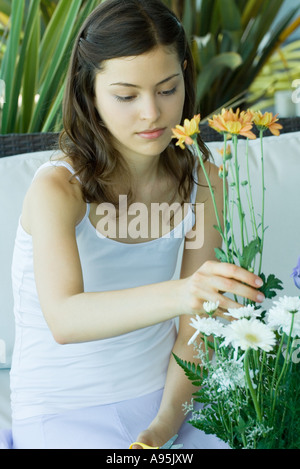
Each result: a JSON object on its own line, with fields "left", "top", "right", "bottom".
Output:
{"left": 131, "top": 418, "right": 175, "bottom": 449}
{"left": 180, "top": 260, "right": 265, "bottom": 316}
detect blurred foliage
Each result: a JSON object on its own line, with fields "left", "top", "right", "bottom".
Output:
{"left": 163, "top": 0, "right": 300, "bottom": 119}
{"left": 248, "top": 38, "right": 300, "bottom": 112}
{"left": 0, "top": 0, "right": 299, "bottom": 134}
{"left": 0, "top": 0, "right": 101, "bottom": 134}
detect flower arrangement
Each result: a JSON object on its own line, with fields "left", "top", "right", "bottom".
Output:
{"left": 172, "top": 110, "right": 300, "bottom": 449}
{"left": 172, "top": 109, "right": 283, "bottom": 297}
{"left": 175, "top": 297, "right": 300, "bottom": 449}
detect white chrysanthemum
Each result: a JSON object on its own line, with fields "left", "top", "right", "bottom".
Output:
{"left": 272, "top": 295, "right": 300, "bottom": 313}
{"left": 188, "top": 315, "right": 225, "bottom": 345}
{"left": 266, "top": 296, "right": 300, "bottom": 338}
{"left": 203, "top": 300, "right": 220, "bottom": 314}
{"left": 222, "top": 318, "right": 276, "bottom": 352}
{"left": 224, "top": 304, "right": 262, "bottom": 320}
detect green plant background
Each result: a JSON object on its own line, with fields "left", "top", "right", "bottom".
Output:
{"left": 0, "top": 0, "right": 299, "bottom": 134}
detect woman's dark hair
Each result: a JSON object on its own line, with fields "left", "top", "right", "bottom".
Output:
{"left": 60, "top": 0, "right": 209, "bottom": 206}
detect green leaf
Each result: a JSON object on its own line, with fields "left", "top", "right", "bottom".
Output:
{"left": 19, "top": 2, "right": 40, "bottom": 133}
{"left": 235, "top": 416, "right": 247, "bottom": 435}
{"left": 41, "top": 82, "right": 65, "bottom": 132}
{"left": 239, "top": 238, "right": 261, "bottom": 269}
{"left": 0, "top": 0, "right": 11, "bottom": 17}
{"left": 215, "top": 247, "right": 228, "bottom": 263}
{"left": 29, "top": 0, "right": 84, "bottom": 132}
{"left": 218, "top": 0, "right": 242, "bottom": 31}
{"left": 197, "top": 0, "right": 218, "bottom": 36}
{"left": 0, "top": 0, "right": 24, "bottom": 133}
{"left": 241, "top": 0, "right": 265, "bottom": 29}
{"left": 196, "top": 52, "right": 242, "bottom": 102}
{"left": 181, "top": 0, "right": 196, "bottom": 43}
{"left": 259, "top": 273, "right": 284, "bottom": 300}
{"left": 173, "top": 353, "right": 203, "bottom": 387}
{"left": 4, "top": 0, "right": 40, "bottom": 133}
{"left": 213, "top": 224, "right": 224, "bottom": 236}
{"left": 194, "top": 34, "right": 217, "bottom": 70}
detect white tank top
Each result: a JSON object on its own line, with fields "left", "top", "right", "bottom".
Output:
{"left": 10, "top": 160, "right": 198, "bottom": 420}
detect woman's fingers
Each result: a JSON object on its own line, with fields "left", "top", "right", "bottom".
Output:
{"left": 199, "top": 260, "right": 264, "bottom": 290}
{"left": 188, "top": 260, "right": 265, "bottom": 313}
{"left": 199, "top": 273, "right": 264, "bottom": 304}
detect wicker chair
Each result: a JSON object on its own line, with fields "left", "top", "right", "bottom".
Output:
{"left": 0, "top": 117, "right": 299, "bottom": 158}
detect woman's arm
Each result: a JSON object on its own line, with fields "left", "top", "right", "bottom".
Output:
{"left": 25, "top": 166, "right": 185, "bottom": 344}
{"left": 25, "top": 163, "right": 263, "bottom": 346}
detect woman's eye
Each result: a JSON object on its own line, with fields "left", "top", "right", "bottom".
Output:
{"left": 160, "top": 87, "right": 177, "bottom": 96}
{"left": 114, "top": 87, "right": 177, "bottom": 103}
{"left": 114, "top": 95, "right": 135, "bottom": 103}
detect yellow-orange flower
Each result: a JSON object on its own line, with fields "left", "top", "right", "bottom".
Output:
{"left": 208, "top": 108, "right": 256, "bottom": 140}
{"left": 252, "top": 111, "right": 283, "bottom": 136}
{"left": 172, "top": 114, "right": 200, "bottom": 149}
{"left": 217, "top": 144, "right": 232, "bottom": 162}
{"left": 218, "top": 163, "right": 228, "bottom": 179}
{"left": 217, "top": 144, "right": 232, "bottom": 157}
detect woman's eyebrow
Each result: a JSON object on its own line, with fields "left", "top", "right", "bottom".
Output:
{"left": 109, "top": 73, "right": 180, "bottom": 88}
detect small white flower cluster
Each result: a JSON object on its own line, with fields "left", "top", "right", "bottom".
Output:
{"left": 188, "top": 296, "right": 300, "bottom": 353}
{"left": 243, "top": 423, "right": 274, "bottom": 450}
{"left": 210, "top": 358, "right": 246, "bottom": 392}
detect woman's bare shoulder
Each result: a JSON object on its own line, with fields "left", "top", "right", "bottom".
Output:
{"left": 21, "top": 158, "right": 85, "bottom": 235}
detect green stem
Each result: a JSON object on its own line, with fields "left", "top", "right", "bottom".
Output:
{"left": 257, "top": 351, "right": 266, "bottom": 416}
{"left": 244, "top": 349, "right": 262, "bottom": 423}
{"left": 246, "top": 138, "right": 259, "bottom": 242}
{"left": 271, "top": 316, "right": 295, "bottom": 418}
{"left": 222, "top": 135, "right": 231, "bottom": 263}
{"left": 233, "top": 135, "right": 245, "bottom": 250}
{"left": 270, "top": 333, "right": 285, "bottom": 399}
{"left": 227, "top": 162, "right": 239, "bottom": 266}
{"left": 258, "top": 130, "right": 265, "bottom": 276}
{"left": 194, "top": 142, "right": 224, "bottom": 240}
{"left": 203, "top": 335, "right": 210, "bottom": 364}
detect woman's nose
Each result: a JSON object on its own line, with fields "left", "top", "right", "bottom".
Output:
{"left": 140, "top": 95, "right": 161, "bottom": 121}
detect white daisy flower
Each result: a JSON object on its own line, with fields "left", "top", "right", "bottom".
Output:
{"left": 224, "top": 304, "right": 262, "bottom": 320}
{"left": 222, "top": 318, "right": 276, "bottom": 352}
{"left": 266, "top": 296, "right": 300, "bottom": 338}
{"left": 188, "top": 315, "right": 225, "bottom": 345}
{"left": 272, "top": 295, "right": 300, "bottom": 313}
{"left": 203, "top": 300, "right": 220, "bottom": 315}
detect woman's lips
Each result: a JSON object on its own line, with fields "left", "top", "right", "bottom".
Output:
{"left": 137, "top": 128, "right": 166, "bottom": 139}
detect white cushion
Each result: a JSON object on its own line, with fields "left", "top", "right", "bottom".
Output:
{"left": 0, "top": 151, "right": 54, "bottom": 372}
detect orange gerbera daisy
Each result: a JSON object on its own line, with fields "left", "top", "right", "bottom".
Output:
{"left": 172, "top": 114, "right": 200, "bottom": 149}
{"left": 208, "top": 108, "right": 256, "bottom": 140}
{"left": 252, "top": 111, "right": 283, "bottom": 136}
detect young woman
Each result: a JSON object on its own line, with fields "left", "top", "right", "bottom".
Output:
{"left": 10, "top": 0, "right": 264, "bottom": 449}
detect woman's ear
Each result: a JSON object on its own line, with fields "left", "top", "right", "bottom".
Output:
{"left": 183, "top": 60, "right": 187, "bottom": 71}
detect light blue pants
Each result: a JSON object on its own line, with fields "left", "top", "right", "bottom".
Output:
{"left": 12, "top": 389, "right": 229, "bottom": 449}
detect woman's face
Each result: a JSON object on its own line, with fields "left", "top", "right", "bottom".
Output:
{"left": 94, "top": 46, "right": 186, "bottom": 163}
